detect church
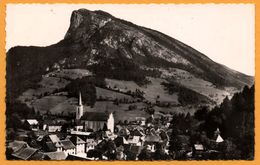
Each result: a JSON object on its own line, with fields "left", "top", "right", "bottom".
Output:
{"left": 75, "top": 92, "right": 114, "bottom": 133}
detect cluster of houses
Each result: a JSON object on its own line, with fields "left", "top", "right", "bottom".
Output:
{"left": 6, "top": 92, "right": 225, "bottom": 160}
{"left": 6, "top": 117, "right": 171, "bottom": 160}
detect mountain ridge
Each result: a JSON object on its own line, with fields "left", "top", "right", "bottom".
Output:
{"left": 6, "top": 9, "right": 254, "bottom": 103}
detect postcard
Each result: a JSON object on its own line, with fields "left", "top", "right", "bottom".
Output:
{"left": 1, "top": 2, "right": 257, "bottom": 163}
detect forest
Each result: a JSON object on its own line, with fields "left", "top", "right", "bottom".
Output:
{"left": 169, "top": 85, "right": 254, "bottom": 160}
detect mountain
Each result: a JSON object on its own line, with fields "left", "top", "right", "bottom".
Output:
{"left": 6, "top": 9, "right": 254, "bottom": 118}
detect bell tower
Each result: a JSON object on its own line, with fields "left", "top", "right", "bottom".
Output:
{"left": 76, "top": 91, "right": 84, "bottom": 120}
{"left": 107, "top": 113, "right": 115, "bottom": 133}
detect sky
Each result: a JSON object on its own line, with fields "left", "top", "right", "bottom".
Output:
{"left": 6, "top": 4, "right": 255, "bottom": 76}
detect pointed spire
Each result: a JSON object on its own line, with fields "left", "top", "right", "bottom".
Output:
{"left": 78, "top": 91, "right": 82, "bottom": 106}
{"left": 215, "top": 128, "right": 220, "bottom": 135}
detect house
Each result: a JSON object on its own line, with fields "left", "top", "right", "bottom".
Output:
{"left": 60, "top": 140, "right": 76, "bottom": 155}
{"left": 216, "top": 134, "right": 224, "bottom": 143}
{"left": 192, "top": 144, "right": 205, "bottom": 158}
{"left": 144, "top": 134, "right": 162, "bottom": 152}
{"left": 74, "top": 124, "right": 84, "bottom": 132}
{"left": 127, "top": 136, "right": 142, "bottom": 146}
{"left": 214, "top": 128, "right": 224, "bottom": 143}
{"left": 12, "top": 147, "right": 38, "bottom": 160}
{"left": 85, "top": 139, "right": 97, "bottom": 152}
{"left": 48, "top": 134, "right": 63, "bottom": 152}
{"left": 70, "top": 130, "right": 91, "bottom": 136}
{"left": 116, "top": 149, "right": 126, "bottom": 160}
{"left": 44, "top": 151, "right": 67, "bottom": 160}
{"left": 69, "top": 135, "right": 86, "bottom": 154}
{"left": 44, "top": 123, "right": 62, "bottom": 133}
{"left": 72, "top": 134, "right": 97, "bottom": 152}
{"left": 75, "top": 92, "right": 114, "bottom": 132}
{"left": 144, "top": 134, "right": 162, "bottom": 143}
{"left": 24, "top": 119, "right": 39, "bottom": 131}
{"left": 135, "top": 117, "right": 146, "bottom": 126}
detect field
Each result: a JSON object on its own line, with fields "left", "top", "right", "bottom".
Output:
{"left": 16, "top": 68, "right": 239, "bottom": 119}
{"left": 159, "top": 68, "right": 238, "bottom": 104}
{"left": 96, "top": 87, "right": 134, "bottom": 101}
{"left": 18, "top": 69, "right": 92, "bottom": 107}
{"left": 87, "top": 101, "right": 149, "bottom": 122}
{"left": 105, "top": 77, "right": 179, "bottom": 104}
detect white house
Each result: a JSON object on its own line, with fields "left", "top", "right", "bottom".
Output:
{"left": 24, "top": 119, "right": 39, "bottom": 131}
{"left": 128, "top": 136, "right": 142, "bottom": 146}
{"left": 214, "top": 128, "right": 224, "bottom": 143}
{"left": 69, "top": 136, "right": 86, "bottom": 154}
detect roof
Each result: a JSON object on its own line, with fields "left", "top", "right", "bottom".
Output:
{"left": 65, "top": 135, "right": 72, "bottom": 140}
{"left": 44, "top": 151, "right": 67, "bottom": 160}
{"left": 128, "top": 136, "right": 141, "bottom": 144}
{"left": 131, "top": 129, "right": 145, "bottom": 137}
{"left": 216, "top": 134, "right": 224, "bottom": 143}
{"left": 30, "top": 152, "right": 50, "bottom": 160}
{"left": 12, "top": 147, "right": 38, "bottom": 160}
{"left": 194, "top": 144, "right": 204, "bottom": 151}
{"left": 45, "top": 142, "right": 57, "bottom": 152}
{"left": 26, "top": 119, "right": 39, "bottom": 125}
{"left": 81, "top": 112, "right": 109, "bottom": 121}
{"left": 60, "top": 140, "right": 76, "bottom": 150}
{"left": 36, "top": 135, "right": 44, "bottom": 142}
{"left": 145, "top": 135, "right": 161, "bottom": 143}
{"left": 34, "top": 130, "right": 48, "bottom": 137}
{"left": 8, "top": 141, "right": 28, "bottom": 153}
{"left": 69, "top": 136, "right": 86, "bottom": 145}
{"left": 49, "top": 134, "right": 61, "bottom": 143}
{"left": 86, "top": 139, "right": 97, "bottom": 147}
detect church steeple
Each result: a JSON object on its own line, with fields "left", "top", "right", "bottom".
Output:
{"left": 214, "top": 128, "right": 224, "bottom": 143}
{"left": 78, "top": 91, "right": 82, "bottom": 106}
{"left": 76, "top": 91, "right": 84, "bottom": 120}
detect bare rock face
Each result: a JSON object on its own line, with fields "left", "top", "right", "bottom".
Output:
{"left": 65, "top": 9, "right": 112, "bottom": 41}
{"left": 64, "top": 9, "right": 191, "bottom": 66}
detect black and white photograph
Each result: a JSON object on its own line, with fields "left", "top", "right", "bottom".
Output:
{"left": 5, "top": 4, "right": 255, "bottom": 160}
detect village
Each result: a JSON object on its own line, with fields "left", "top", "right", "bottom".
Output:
{"left": 6, "top": 90, "right": 227, "bottom": 161}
